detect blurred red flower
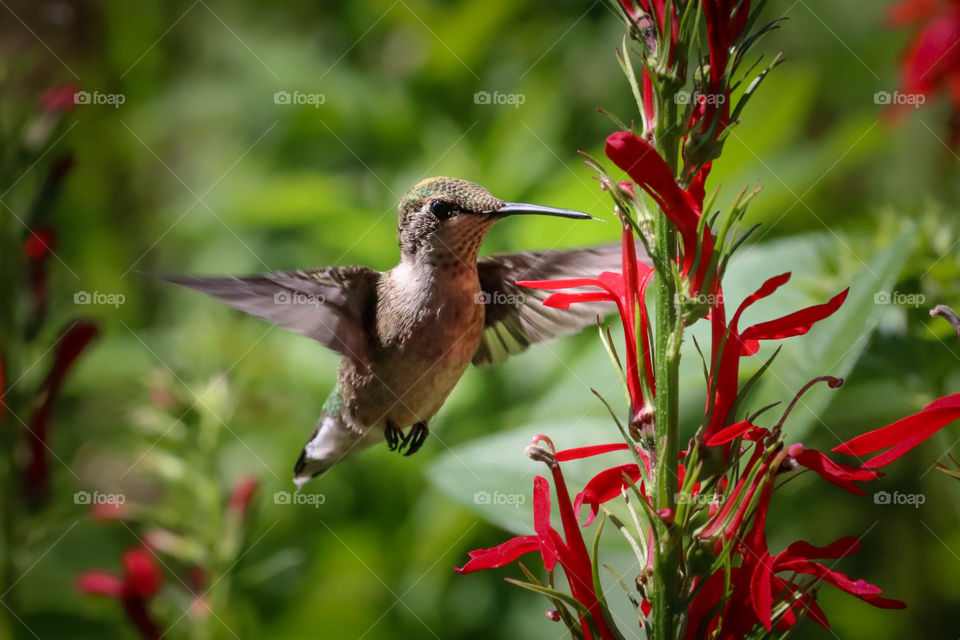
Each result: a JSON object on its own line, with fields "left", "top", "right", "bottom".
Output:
{"left": 77, "top": 547, "right": 163, "bottom": 640}
{"left": 888, "top": 0, "right": 960, "bottom": 144}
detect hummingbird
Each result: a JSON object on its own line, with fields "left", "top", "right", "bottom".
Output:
{"left": 163, "top": 177, "right": 631, "bottom": 487}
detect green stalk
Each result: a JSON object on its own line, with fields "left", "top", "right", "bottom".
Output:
{"left": 650, "top": 69, "right": 685, "bottom": 640}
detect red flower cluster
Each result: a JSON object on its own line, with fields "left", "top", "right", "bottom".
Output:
{"left": 456, "top": 436, "right": 621, "bottom": 640}
{"left": 888, "top": 0, "right": 960, "bottom": 145}
{"left": 459, "top": 126, "right": 960, "bottom": 637}
{"left": 77, "top": 548, "right": 164, "bottom": 640}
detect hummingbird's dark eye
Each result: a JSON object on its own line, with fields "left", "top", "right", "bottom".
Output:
{"left": 430, "top": 200, "right": 453, "bottom": 220}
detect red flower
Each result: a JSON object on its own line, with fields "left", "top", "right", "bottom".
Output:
{"left": 702, "top": 475, "right": 904, "bottom": 637}
{"left": 700, "top": 0, "right": 751, "bottom": 137}
{"left": 606, "top": 131, "right": 715, "bottom": 295}
{"left": 77, "top": 547, "right": 163, "bottom": 640}
{"left": 833, "top": 393, "right": 960, "bottom": 468}
{"left": 25, "top": 320, "right": 99, "bottom": 502}
{"left": 456, "top": 436, "right": 619, "bottom": 640}
{"left": 619, "top": 0, "right": 680, "bottom": 62}
{"left": 23, "top": 226, "right": 57, "bottom": 332}
{"left": 38, "top": 84, "right": 81, "bottom": 114}
{"left": 787, "top": 444, "right": 882, "bottom": 495}
{"left": 227, "top": 475, "right": 260, "bottom": 517}
{"left": 888, "top": 0, "right": 960, "bottom": 145}
{"left": 519, "top": 224, "right": 655, "bottom": 420}
{"left": 704, "top": 273, "right": 847, "bottom": 444}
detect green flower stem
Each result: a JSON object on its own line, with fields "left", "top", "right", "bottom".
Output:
{"left": 651, "top": 77, "right": 685, "bottom": 640}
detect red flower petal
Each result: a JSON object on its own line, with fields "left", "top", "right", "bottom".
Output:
{"left": 122, "top": 548, "right": 162, "bottom": 600}
{"left": 76, "top": 571, "right": 124, "bottom": 597}
{"left": 739, "top": 288, "right": 848, "bottom": 355}
{"left": 750, "top": 552, "right": 776, "bottom": 631}
{"left": 454, "top": 535, "right": 541, "bottom": 574}
{"left": 779, "top": 536, "right": 861, "bottom": 562}
{"left": 788, "top": 445, "right": 882, "bottom": 494}
{"left": 833, "top": 393, "right": 960, "bottom": 468}
{"left": 705, "top": 420, "right": 766, "bottom": 446}
{"left": 555, "top": 443, "right": 630, "bottom": 461}
{"left": 227, "top": 475, "right": 260, "bottom": 517}
{"left": 574, "top": 464, "right": 643, "bottom": 526}
{"left": 533, "top": 476, "right": 559, "bottom": 572}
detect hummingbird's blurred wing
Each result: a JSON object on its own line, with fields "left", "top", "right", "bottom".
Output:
{"left": 473, "top": 242, "right": 649, "bottom": 367}
{"left": 160, "top": 266, "right": 380, "bottom": 365}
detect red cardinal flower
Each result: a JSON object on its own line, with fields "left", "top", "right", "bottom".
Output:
{"left": 227, "top": 475, "right": 260, "bottom": 517}
{"left": 38, "top": 84, "right": 81, "bottom": 114}
{"left": 833, "top": 393, "right": 960, "bottom": 468}
{"left": 701, "top": 474, "right": 904, "bottom": 638}
{"left": 888, "top": 0, "right": 960, "bottom": 145}
{"left": 77, "top": 547, "right": 164, "bottom": 640}
{"left": 700, "top": 0, "right": 751, "bottom": 137}
{"left": 456, "top": 436, "right": 619, "bottom": 640}
{"left": 704, "top": 273, "right": 847, "bottom": 444}
{"left": 519, "top": 224, "right": 655, "bottom": 421}
{"left": 605, "top": 131, "right": 716, "bottom": 295}
{"left": 25, "top": 320, "right": 99, "bottom": 503}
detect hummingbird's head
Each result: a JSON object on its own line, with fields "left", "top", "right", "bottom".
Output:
{"left": 397, "top": 176, "right": 593, "bottom": 266}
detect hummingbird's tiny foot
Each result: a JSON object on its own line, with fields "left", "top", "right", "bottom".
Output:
{"left": 403, "top": 422, "right": 429, "bottom": 457}
{"left": 385, "top": 420, "right": 403, "bottom": 451}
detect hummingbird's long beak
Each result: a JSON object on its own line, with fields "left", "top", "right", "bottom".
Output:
{"left": 490, "top": 202, "right": 598, "bottom": 221}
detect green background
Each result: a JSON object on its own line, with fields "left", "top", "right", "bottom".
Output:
{"left": 2, "top": 0, "right": 959, "bottom": 638}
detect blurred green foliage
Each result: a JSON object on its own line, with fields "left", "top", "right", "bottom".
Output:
{"left": 2, "top": 0, "right": 960, "bottom": 638}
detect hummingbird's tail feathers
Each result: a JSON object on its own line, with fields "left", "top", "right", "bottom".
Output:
{"left": 292, "top": 414, "right": 382, "bottom": 488}
{"left": 154, "top": 267, "right": 381, "bottom": 366}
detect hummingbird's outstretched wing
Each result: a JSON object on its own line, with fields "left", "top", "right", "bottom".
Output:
{"left": 474, "top": 243, "right": 648, "bottom": 366}
{"left": 160, "top": 266, "right": 379, "bottom": 365}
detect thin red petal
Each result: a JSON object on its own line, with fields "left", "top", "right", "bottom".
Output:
{"left": 76, "top": 571, "right": 124, "bottom": 597}
{"left": 833, "top": 399, "right": 960, "bottom": 468}
{"left": 790, "top": 446, "right": 882, "bottom": 494}
{"left": 454, "top": 535, "right": 541, "bottom": 574}
{"left": 555, "top": 443, "right": 630, "bottom": 461}
{"left": 740, "top": 289, "right": 848, "bottom": 348}
{"left": 751, "top": 552, "right": 775, "bottom": 631}
{"left": 533, "top": 476, "right": 559, "bottom": 571}
{"left": 542, "top": 291, "right": 617, "bottom": 309}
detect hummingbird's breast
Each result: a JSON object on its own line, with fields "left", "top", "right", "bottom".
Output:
{"left": 342, "top": 259, "right": 485, "bottom": 430}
